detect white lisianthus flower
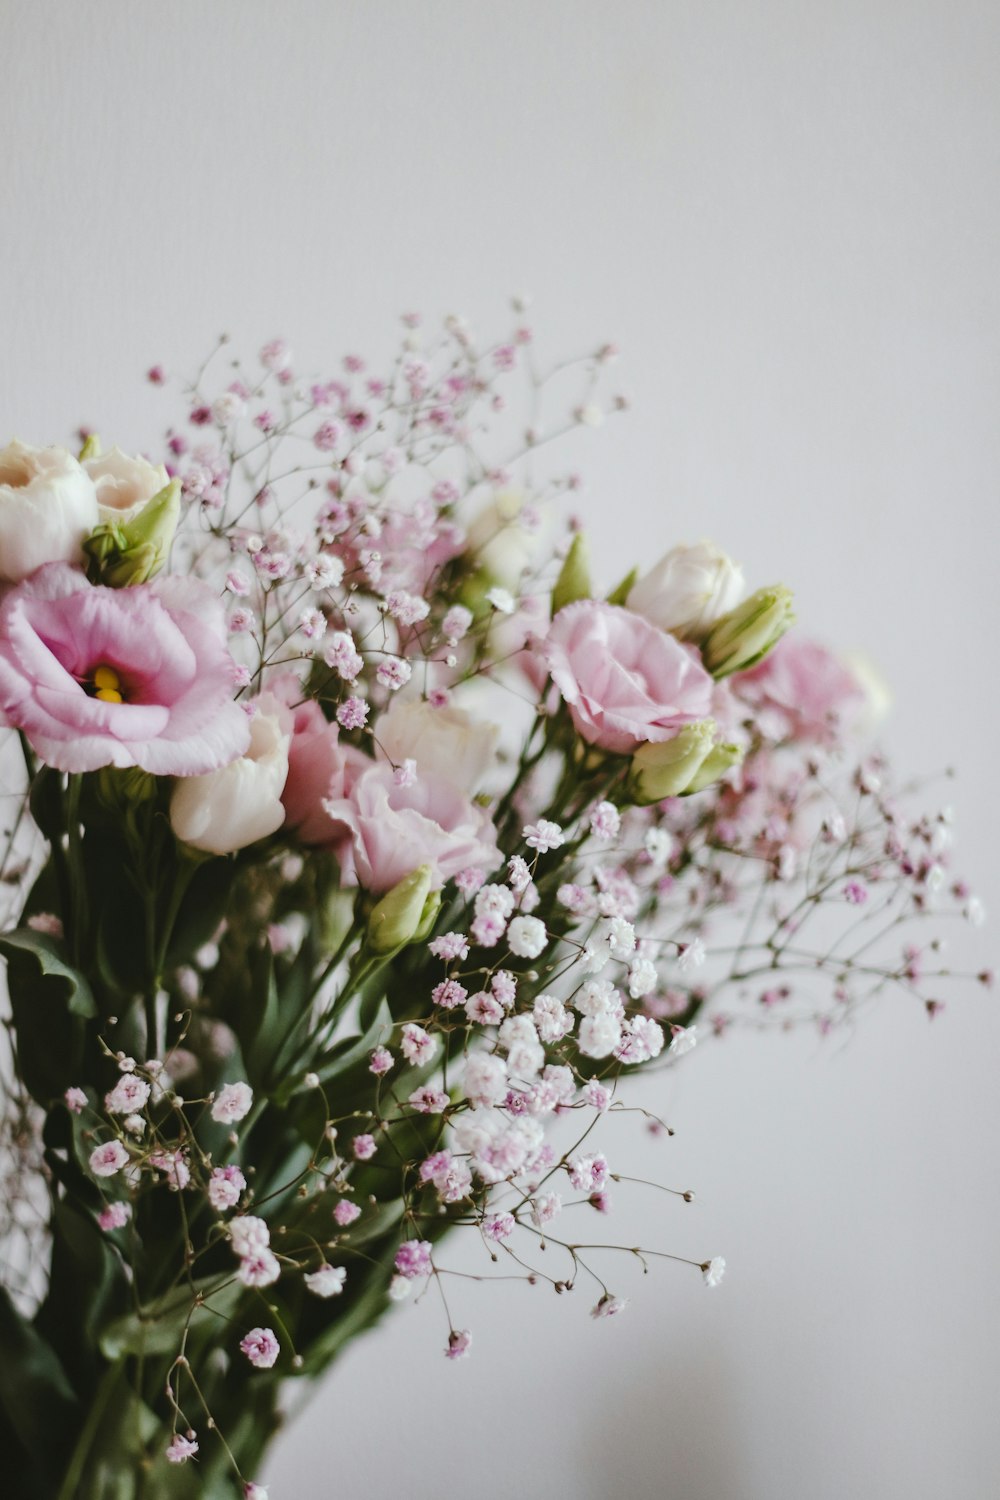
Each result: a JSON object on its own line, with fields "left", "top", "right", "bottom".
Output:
{"left": 376, "top": 697, "right": 499, "bottom": 793}
{"left": 83, "top": 445, "right": 171, "bottom": 527}
{"left": 0, "top": 440, "right": 99, "bottom": 582}
{"left": 626, "top": 540, "right": 745, "bottom": 641}
{"left": 170, "top": 693, "right": 291, "bottom": 855}
{"left": 465, "top": 486, "right": 553, "bottom": 587}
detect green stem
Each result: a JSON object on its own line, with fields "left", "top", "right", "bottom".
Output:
{"left": 56, "top": 1355, "right": 127, "bottom": 1500}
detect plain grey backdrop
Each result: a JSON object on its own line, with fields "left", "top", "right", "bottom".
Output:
{"left": 1, "top": 3, "right": 997, "bottom": 1497}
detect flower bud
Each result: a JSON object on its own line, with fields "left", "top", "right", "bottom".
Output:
{"left": 551, "top": 532, "right": 591, "bottom": 614}
{"left": 684, "top": 739, "right": 745, "bottom": 794}
{"left": 365, "top": 864, "right": 436, "bottom": 955}
{"left": 84, "top": 479, "right": 181, "bottom": 587}
{"left": 627, "top": 721, "right": 716, "bottom": 805}
{"left": 95, "top": 766, "right": 158, "bottom": 811}
{"left": 702, "top": 585, "right": 794, "bottom": 678}
{"left": 626, "top": 541, "right": 744, "bottom": 640}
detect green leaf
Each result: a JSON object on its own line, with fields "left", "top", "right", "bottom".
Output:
{"left": 100, "top": 1275, "right": 243, "bottom": 1360}
{"left": 274, "top": 997, "right": 392, "bottom": 1107}
{"left": 28, "top": 764, "right": 65, "bottom": 843}
{"left": 34, "top": 1200, "right": 130, "bottom": 1393}
{"left": 0, "top": 929, "right": 95, "bottom": 1018}
{"left": 0, "top": 929, "right": 95, "bottom": 1104}
{"left": 0, "top": 1285, "right": 79, "bottom": 1490}
{"left": 240, "top": 944, "right": 282, "bottom": 1087}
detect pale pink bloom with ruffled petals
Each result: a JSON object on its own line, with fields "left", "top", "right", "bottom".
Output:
{"left": 0, "top": 563, "right": 249, "bottom": 774}
{"left": 323, "top": 762, "right": 499, "bottom": 893}
{"left": 540, "top": 601, "right": 713, "bottom": 754}
{"left": 734, "top": 636, "right": 865, "bottom": 746}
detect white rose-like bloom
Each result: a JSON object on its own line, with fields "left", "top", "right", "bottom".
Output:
{"left": 626, "top": 540, "right": 745, "bottom": 641}
{"left": 0, "top": 440, "right": 99, "bottom": 582}
{"left": 170, "top": 694, "right": 291, "bottom": 855}
{"left": 464, "top": 487, "right": 553, "bottom": 586}
{"left": 376, "top": 697, "right": 499, "bottom": 793}
{"left": 83, "top": 446, "right": 170, "bottom": 527}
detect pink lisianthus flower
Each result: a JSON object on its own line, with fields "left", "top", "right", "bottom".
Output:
{"left": 322, "top": 762, "right": 500, "bottom": 893}
{"left": 733, "top": 636, "right": 865, "bottom": 746}
{"left": 273, "top": 681, "right": 369, "bottom": 846}
{"left": 0, "top": 563, "right": 249, "bottom": 774}
{"left": 539, "top": 601, "right": 714, "bottom": 754}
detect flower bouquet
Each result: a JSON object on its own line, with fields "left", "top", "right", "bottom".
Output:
{"left": 0, "top": 313, "right": 981, "bottom": 1499}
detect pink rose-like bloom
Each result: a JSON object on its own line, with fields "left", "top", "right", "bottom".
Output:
{"left": 0, "top": 563, "right": 250, "bottom": 774}
{"left": 733, "top": 636, "right": 865, "bottom": 746}
{"left": 540, "top": 601, "right": 713, "bottom": 754}
{"left": 240, "top": 1326, "right": 280, "bottom": 1369}
{"left": 323, "top": 762, "right": 500, "bottom": 893}
{"left": 274, "top": 683, "right": 370, "bottom": 846}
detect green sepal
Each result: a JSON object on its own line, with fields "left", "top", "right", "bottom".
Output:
{"left": 551, "top": 532, "right": 592, "bottom": 614}
{"left": 606, "top": 565, "right": 638, "bottom": 606}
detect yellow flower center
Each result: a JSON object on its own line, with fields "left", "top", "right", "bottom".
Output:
{"left": 92, "top": 665, "right": 124, "bottom": 704}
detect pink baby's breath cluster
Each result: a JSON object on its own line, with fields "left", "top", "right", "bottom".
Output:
{"left": 0, "top": 307, "right": 982, "bottom": 1497}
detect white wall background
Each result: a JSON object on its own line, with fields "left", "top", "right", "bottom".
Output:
{"left": 2, "top": 3, "right": 998, "bottom": 1497}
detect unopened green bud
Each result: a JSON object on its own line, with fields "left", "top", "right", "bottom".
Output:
{"left": 627, "top": 720, "right": 716, "bottom": 805}
{"left": 703, "top": 585, "right": 795, "bottom": 678}
{"left": 366, "top": 865, "right": 436, "bottom": 955}
{"left": 411, "top": 887, "right": 443, "bottom": 945}
{"left": 82, "top": 524, "right": 123, "bottom": 574}
{"left": 101, "top": 542, "right": 160, "bottom": 590}
{"left": 684, "top": 740, "right": 745, "bottom": 794}
{"left": 83, "top": 479, "right": 181, "bottom": 587}
{"left": 78, "top": 433, "right": 102, "bottom": 463}
{"left": 95, "top": 766, "right": 158, "bottom": 810}
{"left": 552, "top": 532, "right": 592, "bottom": 614}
